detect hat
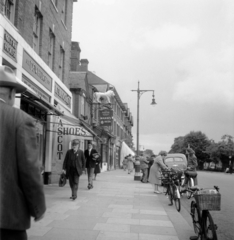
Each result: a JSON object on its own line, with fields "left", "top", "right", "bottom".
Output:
{"left": 159, "top": 151, "right": 167, "bottom": 156}
{"left": 88, "top": 141, "right": 93, "bottom": 145}
{"left": 59, "top": 172, "right": 67, "bottom": 187}
{"left": 0, "top": 65, "right": 26, "bottom": 93}
{"left": 186, "top": 148, "right": 195, "bottom": 154}
{"left": 72, "top": 139, "right": 80, "bottom": 146}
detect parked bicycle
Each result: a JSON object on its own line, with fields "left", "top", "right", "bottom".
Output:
{"left": 181, "top": 168, "right": 198, "bottom": 199}
{"left": 186, "top": 185, "right": 221, "bottom": 240}
{"left": 161, "top": 169, "right": 183, "bottom": 212}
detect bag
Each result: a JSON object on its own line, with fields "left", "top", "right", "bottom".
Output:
{"left": 59, "top": 173, "right": 67, "bottom": 187}
{"left": 185, "top": 170, "right": 197, "bottom": 178}
{"left": 92, "top": 153, "right": 99, "bottom": 161}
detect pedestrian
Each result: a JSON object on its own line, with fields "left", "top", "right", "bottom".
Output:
{"left": 183, "top": 148, "right": 198, "bottom": 186}
{"left": 93, "top": 155, "right": 102, "bottom": 180}
{"left": 148, "top": 151, "right": 169, "bottom": 194}
{"left": 140, "top": 154, "right": 149, "bottom": 183}
{"left": 84, "top": 141, "right": 99, "bottom": 189}
{"left": 62, "top": 139, "right": 85, "bottom": 200}
{"left": 122, "top": 156, "right": 127, "bottom": 171}
{"left": 147, "top": 155, "right": 154, "bottom": 182}
{"left": 127, "top": 154, "right": 134, "bottom": 174}
{"left": 229, "top": 160, "right": 233, "bottom": 174}
{"left": 0, "top": 65, "right": 46, "bottom": 240}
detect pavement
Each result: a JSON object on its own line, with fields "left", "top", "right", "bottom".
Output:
{"left": 28, "top": 169, "right": 194, "bottom": 240}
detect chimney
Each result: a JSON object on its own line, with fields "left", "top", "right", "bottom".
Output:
{"left": 79, "top": 59, "right": 89, "bottom": 72}
{"left": 70, "top": 41, "right": 81, "bottom": 71}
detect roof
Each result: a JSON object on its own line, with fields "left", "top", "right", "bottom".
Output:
{"left": 87, "top": 71, "right": 109, "bottom": 85}
{"left": 69, "top": 72, "right": 87, "bottom": 91}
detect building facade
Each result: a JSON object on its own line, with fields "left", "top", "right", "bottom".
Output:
{"left": 0, "top": 0, "right": 97, "bottom": 184}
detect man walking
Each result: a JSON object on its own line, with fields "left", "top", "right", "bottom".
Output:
{"left": 0, "top": 65, "right": 46, "bottom": 240}
{"left": 63, "top": 139, "right": 85, "bottom": 200}
{"left": 84, "top": 141, "right": 99, "bottom": 189}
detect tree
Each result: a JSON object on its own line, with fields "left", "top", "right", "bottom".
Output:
{"left": 169, "top": 136, "right": 185, "bottom": 153}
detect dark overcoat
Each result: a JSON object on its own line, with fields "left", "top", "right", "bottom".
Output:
{"left": 84, "top": 148, "right": 98, "bottom": 168}
{"left": 63, "top": 149, "right": 85, "bottom": 177}
{"left": 0, "top": 102, "right": 46, "bottom": 230}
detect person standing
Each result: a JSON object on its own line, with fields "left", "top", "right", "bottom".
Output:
{"left": 122, "top": 156, "right": 127, "bottom": 171}
{"left": 127, "top": 154, "right": 134, "bottom": 174}
{"left": 84, "top": 141, "right": 99, "bottom": 189}
{"left": 140, "top": 154, "right": 149, "bottom": 183}
{"left": 148, "top": 151, "right": 169, "bottom": 194}
{"left": 229, "top": 160, "right": 233, "bottom": 174}
{"left": 62, "top": 139, "right": 85, "bottom": 200}
{"left": 0, "top": 65, "right": 46, "bottom": 240}
{"left": 93, "top": 155, "right": 102, "bottom": 180}
{"left": 147, "top": 155, "right": 154, "bottom": 182}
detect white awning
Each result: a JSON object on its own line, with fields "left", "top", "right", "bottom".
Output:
{"left": 120, "top": 141, "right": 135, "bottom": 166}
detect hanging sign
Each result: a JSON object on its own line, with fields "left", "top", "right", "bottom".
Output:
{"left": 99, "top": 109, "right": 113, "bottom": 126}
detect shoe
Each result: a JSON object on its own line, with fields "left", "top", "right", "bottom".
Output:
{"left": 90, "top": 184, "right": 93, "bottom": 189}
{"left": 69, "top": 196, "right": 73, "bottom": 199}
{"left": 72, "top": 197, "right": 77, "bottom": 200}
{"left": 88, "top": 184, "right": 91, "bottom": 189}
{"left": 154, "top": 191, "right": 162, "bottom": 194}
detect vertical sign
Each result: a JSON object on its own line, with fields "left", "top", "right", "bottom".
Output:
{"left": 99, "top": 109, "right": 113, "bottom": 126}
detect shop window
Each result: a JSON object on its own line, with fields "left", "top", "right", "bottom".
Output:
{"left": 48, "top": 29, "right": 55, "bottom": 70}
{"left": 59, "top": 46, "right": 65, "bottom": 82}
{"left": 4, "top": 0, "right": 15, "bottom": 24}
{"left": 33, "top": 6, "right": 43, "bottom": 55}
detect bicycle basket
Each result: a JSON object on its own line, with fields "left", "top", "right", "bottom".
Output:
{"left": 194, "top": 190, "right": 221, "bottom": 211}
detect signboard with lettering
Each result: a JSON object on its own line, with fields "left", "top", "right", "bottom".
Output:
{"left": 22, "top": 50, "right": 52, "bottom": 91}
{"left": 54, "top": 83, "right": 71, "bottom": 108}
{"left": 22, "top": 75, "right": 51, "bottom": 103}
{"left": 99, "top": 109, "right": 113, "bottom": 126}
{"left": 3, "top": 30, "right": 17, "bottom": 62}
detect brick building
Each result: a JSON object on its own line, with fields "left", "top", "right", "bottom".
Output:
{"left": 0, "top": 0, "right": 96, "bottom": 184}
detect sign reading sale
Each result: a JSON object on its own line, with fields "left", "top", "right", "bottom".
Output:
{"left": 99, "top": 109, "right": 113, "bottom": 126}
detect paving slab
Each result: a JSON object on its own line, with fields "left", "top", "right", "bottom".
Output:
{"left": 28, "top": 169, "right": 194, "bottom": 240}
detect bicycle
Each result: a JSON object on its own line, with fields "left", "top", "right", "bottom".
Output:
{"left": 161, "top": 169, "right": 182, "bottom": 212}
{"left": 187, "top": 185, "right": 220, "bottom": 240}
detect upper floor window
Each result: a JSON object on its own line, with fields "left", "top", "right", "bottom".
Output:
{"left": 62, "top": 0, "right": 68, "bottom": 26}
{"left": 33, "top": 7, "right": 43, "bottom": 55}
{"left": 59, "top": 46, "right": 65, "bottom": 82}
{"left": 48, "top": 29, "right": 55, "bottom": 70}
{"left": 4, "top": 0, "right": 15, "bottom": 23}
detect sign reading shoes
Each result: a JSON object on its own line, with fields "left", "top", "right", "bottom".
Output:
{"left": 54, "top": 83, "right": 71, "bottom": 108}
{"left": 22, "top": 50, "right": 52, "bottom": 91}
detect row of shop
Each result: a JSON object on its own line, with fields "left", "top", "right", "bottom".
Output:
{"left": 1, "top": 15, "right": 134, "bottom": 184}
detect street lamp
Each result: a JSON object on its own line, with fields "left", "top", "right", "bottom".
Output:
{"left": 132, "top": 81, "right": 156, "bottom": 156}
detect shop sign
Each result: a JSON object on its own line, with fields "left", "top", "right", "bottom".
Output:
{"left": 22, "top": 75, "right": 51, "bottom": 103}
{"left": 54, "top": 83, "right": 71, "bottom": 108}
{"left": 3, "top": 30, "right": 17, "bottom": 62}
{"left": 99, "top": 108, "right": 113, "bottom": 126}
{"left": 56, "top": 119, "right": 92, "bottom": 160}
{"left": 22, "top": 50, "right": 52, "bottom": 91}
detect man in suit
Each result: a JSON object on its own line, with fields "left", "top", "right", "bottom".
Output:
{"left": 84, "top": 141, "right": 99, "bottom": 189}
{"left": 62, "top": 139, "right": 85, "bottom": 200}
{"left": 0, "top": 65, "right": 46, "bottom": 240}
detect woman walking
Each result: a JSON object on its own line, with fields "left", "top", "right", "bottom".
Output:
{"left": 93, "top": 156, "right": 101, "bottom": 180}
{"left": 148, "top": 151, "right": 169, "bottom": 194}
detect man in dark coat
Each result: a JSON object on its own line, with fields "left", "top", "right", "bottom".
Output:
{"left": 63, "top": 139, "right": 85, "bottom": 200}
{"left": 84, "top": 141, "right": 99, "bottom": 189}
{"left": 0, "top": 65, "right": 46, "bottom": 240}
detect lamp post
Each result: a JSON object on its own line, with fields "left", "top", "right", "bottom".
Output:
{"left": 131, "top": 81, "right": 156, "bottom": 157}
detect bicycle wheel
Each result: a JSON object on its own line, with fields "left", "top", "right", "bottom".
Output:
{"left": 186, "top": 178, "right": 194, "bottom": 199}
{"left": 168, "top": 185, "right": 173, "bottom": 205}
{"left": 190, "top": 201, "right": 202, "bottom": 236}
{"left": 202, "top": 210, "right": 218, "bottom": 240}
{"left": 174, "top": 186, "right": 181, "bottom": 212}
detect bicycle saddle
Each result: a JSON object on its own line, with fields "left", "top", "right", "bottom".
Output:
{"left": 189, "top": 186, "right": 201, "bottom": 191}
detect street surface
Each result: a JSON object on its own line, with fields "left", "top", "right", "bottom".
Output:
{"left": 180, "top": 171, "right": 234, "bottom": 240}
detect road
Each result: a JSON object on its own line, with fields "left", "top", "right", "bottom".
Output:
{"left": 180, "top": 171, "right": 234, "bottom": 240}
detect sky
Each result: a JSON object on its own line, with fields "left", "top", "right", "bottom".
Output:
{"left": 72, "top": 0, "right": 234, "bottom": 154}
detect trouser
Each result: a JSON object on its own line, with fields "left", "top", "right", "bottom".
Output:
{"left": 68, "top": 168, "right": 80, "bottom": 198}
{"left": 87, "top": 168, "right": 95, "bottom": 186}
{"left": 141, "top": 168, "right": 148, "bottom": 183}
{"left": 0, "top": 229, "right": 27, "bottom": 240}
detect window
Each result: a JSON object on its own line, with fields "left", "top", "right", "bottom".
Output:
{"left": 62, "top": 0, "right": 68, "bottom": 26}
{"left": 4, "top": 0, "right": 15, "bottom": 23}
{"left": 48, "top": 29, "right": 55, "bottom": 70}
{"left": 33, "top": 6, "right": 42, "bottom": 55}
{"left": 59, "top": 46, "right": 65, "bottom": 81}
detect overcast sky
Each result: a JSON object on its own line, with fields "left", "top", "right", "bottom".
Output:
{"left": 72, "top": 0, "right": 234, "bottom": 154}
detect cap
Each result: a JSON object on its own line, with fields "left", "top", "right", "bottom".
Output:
{"left": 72, "top": 139, "right": 80, "bottom": 146}
{"left": 159, "top": 151, "right": 167, "bottom": 156}
{"left": 0, "top": 65, "right": 26, "bottom": 93}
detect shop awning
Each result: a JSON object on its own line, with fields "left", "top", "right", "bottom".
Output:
{"left": 120, "top": 141, "right": 135, "bottom": 166}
